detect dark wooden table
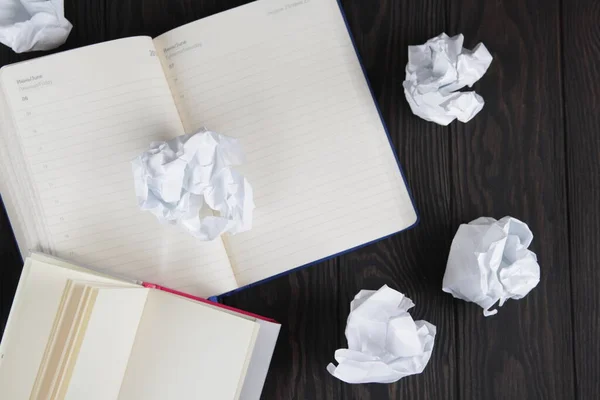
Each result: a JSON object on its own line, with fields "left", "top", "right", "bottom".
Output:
{"left": 1, "top": 0, "right": 598, "bottom": 399}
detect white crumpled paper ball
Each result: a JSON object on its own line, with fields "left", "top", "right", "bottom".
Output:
{"left": 327, "top": 285, "right": 436, "bottom": 384}
{"left": 403, "top": 33, "right": 493, "bottom": 126}
{"left": 442, "top": 216, "right": 540, "bottom": 316}
{"left": 132, "top": 128, "right": 254, "bottom": 241}
{"left": 0, "top": 0, "right": 72, "bottom": 53}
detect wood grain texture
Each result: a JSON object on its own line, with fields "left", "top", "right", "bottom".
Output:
{"left": 106, "top": 0, "right": 250, "bottom": 39}
{"left": 449, "top": 0, "right": 575, "bottom": 399}
{"left": 222, "top": 261, "right": 343, "bottom": 400}
{"left": 562, "top": 0, "right": 600, "bottom": 398}
{"left": 0, "top": 202, "right": 22, "bottom": 337}
{"left": 336, "top": 1, "right": 457, "bottom": 399}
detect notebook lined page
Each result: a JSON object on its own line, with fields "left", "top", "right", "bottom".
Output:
{"left": 155, "top": 0, "right": 417, "bottom": 286}
{"left": 0, "top": 37, "right": 237, "bottom": 296}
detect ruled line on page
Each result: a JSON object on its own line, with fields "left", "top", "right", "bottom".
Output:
{"left": 20, "top": 106, "right": 176, "bottom": 143}
{"left": 61, "top": 248, "right": 235, "bottom": 291}
{"left": 82, "top": 248, "right": 229, "bottom": 278}
{"left": 60, "top": 231, "right": 224, "bottom": 264}
{"left": 52, "top": 216, "right": 187, "bottom": 249}
{"left": 118, "top": 255, "right": 231, "bottom": 279}
{"left": 175, "top": 51, "right": 359, "bottom": 118}
{"left": 155, "top": 270, "right": 238, "bottom": 289}
{"left": 233, "top": 213, "right": 417, "bottom": 280}
{"left": 48, "top": 218, "right": 221, "bottom": 258}
{"left": 12, "top": 77, "right": 166, "bottom": 113}
{"left": 50, "top": 212, "right": 155, "bottom": 241}
{"left": 166, "top": 16, "right": 340, "bottom": 78}
{"left": 233, "top": 171, "right": 393, "bottom": 251}
{"left": 119, "top": 251, "right": 229, "bottom": 275}
{"left": 33, "top": 165, "right": 126, "bottom": 193}
{"left": 44, "top": 190, "right": 135, "bottom": 219}
{"left": 188, "top": 81, "right": 364, "bottom": 147}
{"left": 175, "top": 54, "right": 354, "bottom": 119}
{"left": 44, "top": 194, "right": 138, "bottom": 223}
{"left": 238, "top": 190, "right": 398, "bottom": 257}
{"left": 232, "top": 202, "right": 415, "bottom": 276}
{"left": 27, "top": 125, "right": 178, "bottom": 178}
{"left": 158, "top": 272, "right": 240, "bottom": 292}
{"left": 15, "top": 87, "right": 167, "bottom": 124}
{"left": 249, "top": 161, "right": 392, "bottom": 225}
{"left": 131, "top": 258, "right": 235, "bottom": 281}
{"left": 221, "top": 98, "right": 365, "bottom": 154}
{"left": 30, "top": 118, "right": 176, "bottom": 162}
{"left": 173, "top": 42, "right": 352, "bottom": 99}
{"left": 242, "top": 108, "right": 368, "bottom": 158}
{"left": 251, "top": 161, "right": 390, "bottom": 215}
{"left": 189, "top": 69, "right": 358, "bottom": 129}
{"left": 28, "top": 124, "right": 178, "bottom": 174}
{"left": 18, "top": 88, "right": 168, "bottom": 128}
{"left": 33, "top": 172, "right": 146, "bottom": 213}
{"left": 248, "top": 130, "right": 374, "bottom": 187}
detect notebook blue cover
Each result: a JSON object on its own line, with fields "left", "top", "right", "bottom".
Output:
{"left": 210, "top": 0, "right": 419, "bottom": 302}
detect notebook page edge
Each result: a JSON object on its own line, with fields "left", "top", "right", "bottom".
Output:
{"left": 0, "top": 37, "right": 158, "bottom": 259}
{"left": 233, "top": 322, "right": 261, "bottom": 400}
{"left": 0, "top": 78, "right": 39, "bottom": 258}
{"left": 238, "top": 319, "right": 280, "bottom": 400}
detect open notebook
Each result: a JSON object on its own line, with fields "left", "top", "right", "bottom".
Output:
{"left": 0, "top": 0, "right": 417, "bottom": 298}
{"left": 0, "top": 253, "right": 280, "bottom": 400}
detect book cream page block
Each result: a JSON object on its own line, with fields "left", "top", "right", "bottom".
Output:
{"left": 63, "top": 286, "right": 149, "bottom": 400}
{"left": 153, "top": 0, "right": 417, "bottom": 286}
{"left": 33, "top": 284, "right": 149, "bottom": 400}
{"left": 0, "top": 37, "right": 238, "bottom": 296}
{"left": 117, "top": 290, "right": 259, "bottom": 400}
{"left": 0, "top": 258, "right": 138, "bottom": 400}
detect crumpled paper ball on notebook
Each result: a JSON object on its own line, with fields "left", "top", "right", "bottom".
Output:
{"left": 403, "top": 33, "right": 493, "bottom": 126}
{"left": 327, "top": 285, "right": 436, "bottom": 384}
{"left": 132, "top": 128, "right": 254, "bottom": 241}
{"left": 0, "top": 0, "right": 72, "bottom": 53}
{"left": 443, "top": 216, "right": 541, "bottom": 316}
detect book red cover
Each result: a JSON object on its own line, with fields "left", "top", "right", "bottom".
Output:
{"left": 142, "top": 282, "right": 277, "bottom": 323}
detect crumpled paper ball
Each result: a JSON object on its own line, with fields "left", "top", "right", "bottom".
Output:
{"left": 443, "top": 216, "right": 540, "bottom": 316}
{"left": 0, "top": 0, "right": 72, "bottom": 53}
{"left": 327, "top": 285, "right": 436, "bottom": 384}
{"left": 403, "top": 33, "right": 493, "bottom": 126}
{"left": 132, "top": 128, "right": 254, "bottom": 241}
